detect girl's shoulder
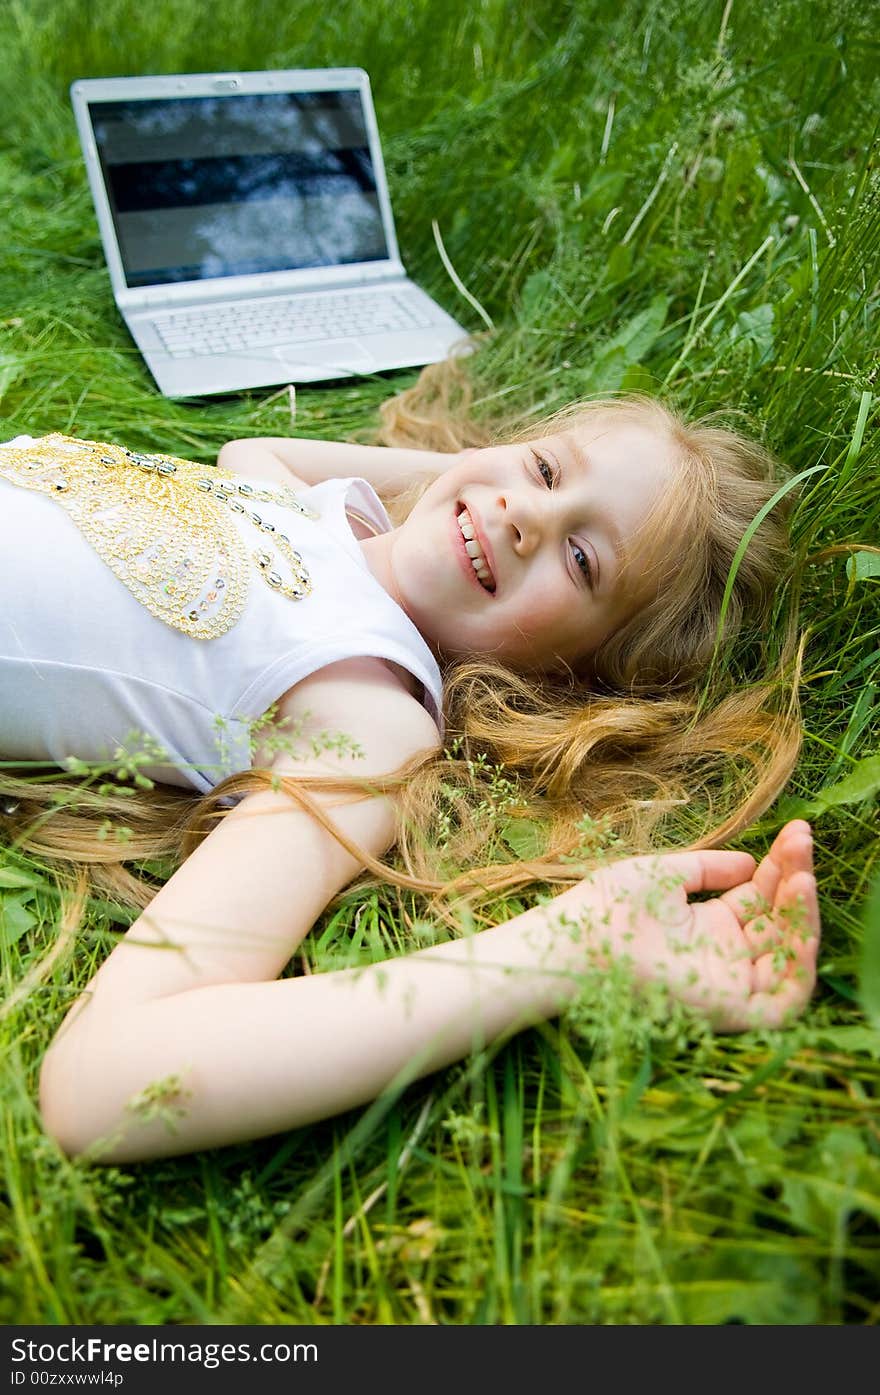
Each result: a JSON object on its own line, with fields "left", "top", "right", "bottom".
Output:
{"left": 252, "top": 655, "right": 442, "bottom": 773}
{"left": 224, "top": 456, "right": 389, "bottom": 547}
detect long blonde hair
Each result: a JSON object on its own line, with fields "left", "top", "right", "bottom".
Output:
{"left": 1, "top": 361, "right": 804, "bottom": 921}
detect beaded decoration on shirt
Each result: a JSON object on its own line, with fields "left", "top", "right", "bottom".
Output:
{"left": 0, "top": 434, "right": 320, "bottom": 639}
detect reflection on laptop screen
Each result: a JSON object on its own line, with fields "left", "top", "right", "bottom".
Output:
{"left": 89, "top": 90, "right": 390, "bottom": 288}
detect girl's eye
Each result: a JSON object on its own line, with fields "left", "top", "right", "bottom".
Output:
{"left": 570, "top": 542, "right": 593, "bottom": 587}
{"left": 533, "top": 451, "right": 555, "bottom": 488}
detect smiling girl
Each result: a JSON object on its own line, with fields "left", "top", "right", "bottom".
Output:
{"left": 0, "top": 380, "right": 819, "bottom": 1162}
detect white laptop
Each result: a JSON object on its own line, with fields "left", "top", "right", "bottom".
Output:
{"left": 69, "top": 69, "right": 469, "bottom": 398}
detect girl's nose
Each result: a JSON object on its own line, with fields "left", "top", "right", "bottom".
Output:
{"left": 497, "top": 488, "right": 542, "bottom": 554}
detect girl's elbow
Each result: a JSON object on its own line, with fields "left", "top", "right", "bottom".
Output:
{"left": 216, "top": 440, "right": 245, "bottom": 468}
{"left": 38, "top": 1039, "right": 113, "bottom": 1162}
{"left": 39, "top": 1050, "right": 86, "bottom": 1159}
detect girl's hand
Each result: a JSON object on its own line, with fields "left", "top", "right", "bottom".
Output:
{"left": 562, "top": 819, "right": 820, "bottom": 1031}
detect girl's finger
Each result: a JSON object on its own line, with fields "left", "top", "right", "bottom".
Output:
{"left": 778, "top": 819, "right": 814, "bottom": 841}
{"left": 739, "top": 972, "right": 815, "bottom": 1031}
{"left": 777, "top": 868, "right": 821, "bottom": 951}
{"left": 750, "top": 821, "right": 813, "bottom": 903}
{"left": 752, "top": 950, "right": 780, "bottom": 994}
{"left": 739, "top": 868, "right": 820, "bottom": 1028}
{"left": 638, "top": 848, "right": 757, "bottom": 895}
{"left": 720, "top": 822, "right": 814, "bottom": 948}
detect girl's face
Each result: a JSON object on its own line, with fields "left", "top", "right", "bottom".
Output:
{"left": 364, "top": 415, "right": 675, "bottom": 673}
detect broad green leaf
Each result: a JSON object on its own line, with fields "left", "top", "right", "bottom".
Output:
{"left": 783, "top": 753, "right": 880, "bottom": 820}
{"left": 0, "top": 868, "right": 42, "bottom": 889}
{"left": 858, "top": 867, "right": 880, "bottom": 1028}
{"left": 603, "top": 293, "right": 670, "bottom": 361}
{"left": 519, "top": 269, "right": 553, "bottom": 317}
{"left": 619, "top": 362, "right": 657, "bottom": 393}
{"left": 582, "top": 287, "right": 668, "bottom": 391}
{"left": 583, "top": 344, "right": 629, "bottom": 394}
{"left": 500, "top": 817, "right": 544, "bottom": 860}
{"left": 732, "top": 303, "right": 774, "bottom": 363}
{"left": 545, "top": 146, "right": 579, "bottom": 182}
{"left": 812, "top": 752, "right": 880, "bottom": 811}
{"left": 581, "top": 168, "right": 627, "bottom": 213}
{"left": 813, "top": 1024, "right": 880, "bottom": 1058}
{"left": 605, "top": 242, "right": 632, "bottom": 284}
{"left": 783, "top": 1167, "right": 880, "bottom": 1231}
{"left": 780, "top": 1131, "right": 879, "bottom": 1239}
{"left": 619, "top": 1111, "right": 696, "bottom": 1144}
{"left": 87, "top": 897, "right": 141, "bottom": 927}
{"left": 781, "top": 260, "right": 812, "bottom": 306}
{"left": 772, "top": 793, "right": 813, "bottom": 820}
{"left": 846, "top": 550, "right": 880, "bottom": 581}
{"left": 0, "top": 893, "right": 37, "bottom": 947}
{"left": 678, "top": 1257, "right": 820, "bottom": 1324}
{"left": 681, "top": 1276, "right": 819, "bottom": 1325}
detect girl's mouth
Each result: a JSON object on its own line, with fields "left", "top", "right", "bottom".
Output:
{"left": 455, "top": 503, "right": 496, "bottom": 592}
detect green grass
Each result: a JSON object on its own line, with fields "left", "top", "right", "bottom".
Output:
{"left": 2, "top": 0, "right": 879, "bottom": 1325}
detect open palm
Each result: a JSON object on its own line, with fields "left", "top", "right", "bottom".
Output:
{"left": 580, "top": 819, "right": 820, "bottom": 1031}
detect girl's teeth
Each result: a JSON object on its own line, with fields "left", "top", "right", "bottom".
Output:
{"left": 458, "top": 506, "right": 494, "bottom": 589}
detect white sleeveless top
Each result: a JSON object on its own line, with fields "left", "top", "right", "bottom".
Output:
{"left": 0, "top": 435, "right": 444, "bottom": 793}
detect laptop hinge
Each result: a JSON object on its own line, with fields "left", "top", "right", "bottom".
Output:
{"left": 118, "top": 261, "right": 409, "bottom": 314}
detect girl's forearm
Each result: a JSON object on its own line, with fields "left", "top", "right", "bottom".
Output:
{"left": 47, "top": 890, "right": 592, "bottom": 1163}
{"left": 217, "top": 436, "right": 455, "bottom": 493}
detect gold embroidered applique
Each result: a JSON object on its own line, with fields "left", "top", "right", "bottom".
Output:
{"left": 0, "top": 434, "right": 320, "bottom": 639}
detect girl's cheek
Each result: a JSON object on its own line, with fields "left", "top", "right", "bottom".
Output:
{"left": 502, "top": 591, "right": 564, "bottom": 637}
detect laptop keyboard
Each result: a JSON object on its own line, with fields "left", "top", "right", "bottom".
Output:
{"left": 152, "top": 288, "right": 438, "bottom": 358}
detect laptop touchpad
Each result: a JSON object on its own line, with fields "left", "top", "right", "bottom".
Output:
{"left": 273, "top": 340, "right": 374, "bottom": 371}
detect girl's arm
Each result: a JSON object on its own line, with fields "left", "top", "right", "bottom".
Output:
{"left": 38, "top": 658, "right": 441, "bottom": 1150}
{"left": 216, "top": 436, "right": 456, "bottom": 494}
{"left": 39, "top": 652, "right": 819, "bottom": 1162}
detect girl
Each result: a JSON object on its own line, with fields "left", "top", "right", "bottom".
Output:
{"left": 0, "top": 376, "right": 820, "bottom": 1163}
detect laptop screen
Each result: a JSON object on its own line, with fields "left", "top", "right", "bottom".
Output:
{"left": 88, "top": 90, "right": 391, "bottom": 288}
